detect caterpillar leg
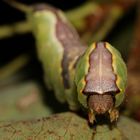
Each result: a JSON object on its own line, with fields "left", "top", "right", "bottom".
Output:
{"left": 109, "top": 108, "right": 119, "bottom": 122}
{"left": 88, "top": 109, "right": 96, "bottom": 124}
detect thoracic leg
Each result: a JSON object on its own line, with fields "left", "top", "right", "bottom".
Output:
{"left": 88, "top": 109, "right": 96, "bottom": 124}
{"left": 109, "top": 108, "right": 119, "bottom": 122}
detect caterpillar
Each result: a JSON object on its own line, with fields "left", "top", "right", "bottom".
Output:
{"left": 7, "top": 1, "right": 127, "bottom": 124}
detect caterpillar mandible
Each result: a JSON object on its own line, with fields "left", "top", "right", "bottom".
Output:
{"left": 7, "top": 1, "right": 127, "bottom": 124}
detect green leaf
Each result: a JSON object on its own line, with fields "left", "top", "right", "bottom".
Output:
{"left": 0, "top": 112, "right": 140, "bottom": 139}
{"left": 0, "top": 81, "right": 53, "bottom": 121}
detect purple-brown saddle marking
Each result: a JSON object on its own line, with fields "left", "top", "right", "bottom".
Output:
{"left": 84, "top": 42, "right": 119, "bottom": 94}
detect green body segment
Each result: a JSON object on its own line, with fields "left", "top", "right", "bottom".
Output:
{"left": 106, "top": 44, "right": 127, "bottom": 107}
{"left": 26, "top": 5, "right": 86, "bottom": 110}
{"left": 30, "top": 11, "right": 65, "bottom": 102}
{"left": 75, "top": 44, "right": 96, "bottom": 108}
{"left": 75, "top": 42, "right": 127, "bottom": 109}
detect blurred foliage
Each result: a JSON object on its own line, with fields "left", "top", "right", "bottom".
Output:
{"left": 0, "top": 81, "right": 53, "bottom": 121}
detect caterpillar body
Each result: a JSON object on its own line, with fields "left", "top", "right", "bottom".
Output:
{"left": 29, "top": 4, "right": 87, "bottom": 111}
{"left": 7, "top": 1, "right": 127, "bottom": 124}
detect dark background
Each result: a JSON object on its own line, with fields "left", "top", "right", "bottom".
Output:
{"left": 0, "top": 0, "right": 86, "bottom": 65}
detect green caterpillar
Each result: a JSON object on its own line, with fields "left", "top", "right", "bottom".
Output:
{"left": 30, "top": 4, "right": 86, "bottom": 111}
{"left": 7, "top": 1, "right": 127, "bottom": 124}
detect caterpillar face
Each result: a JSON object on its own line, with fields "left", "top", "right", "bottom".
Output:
{"left": 75, "top": 42, "right": 127, "bottom": 123}
{"left": 88, "top": 94, "right": 114, "bottom": 114}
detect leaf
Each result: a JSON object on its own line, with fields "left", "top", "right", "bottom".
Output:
{"left": 118, "top": 116, "right": 140, "bottom": 140}
{"left": 0, "top": 112, "right": 140, "bottom": 139}
{"left": 0, "top": 81, "right": 53, "bottom": 121}
{"left": 0, "top": 112, "right": 93, "bottom": 140}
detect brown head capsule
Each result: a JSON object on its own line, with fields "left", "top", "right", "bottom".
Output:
{"left": 88, "top": 94, "right": 114, "bottom": 114}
